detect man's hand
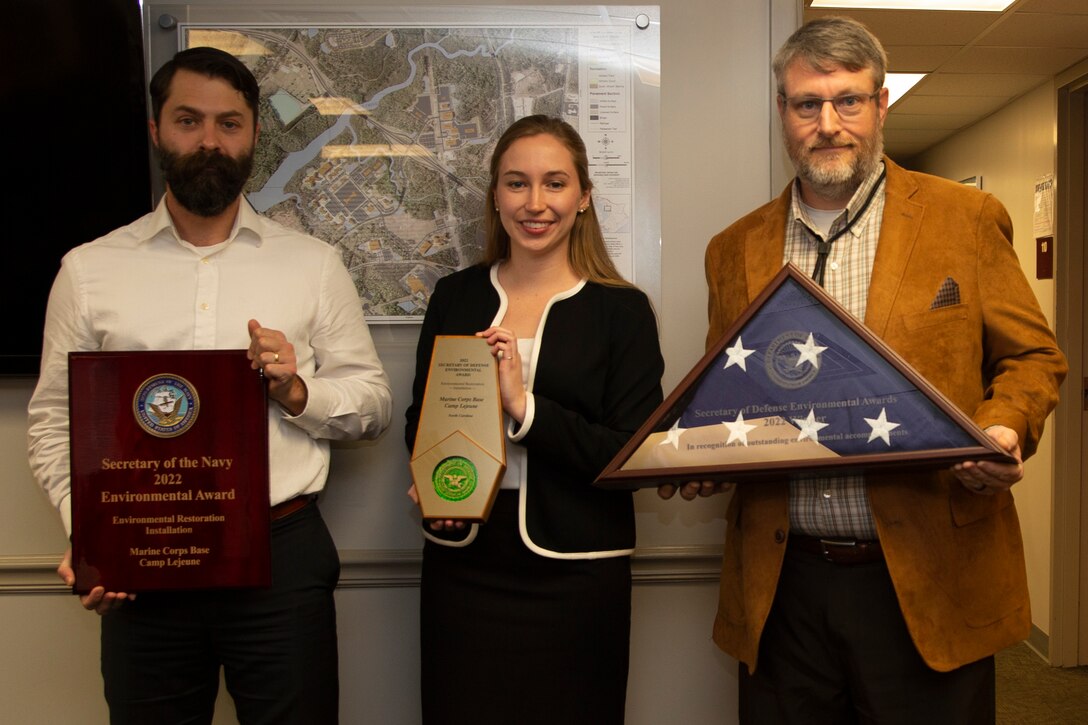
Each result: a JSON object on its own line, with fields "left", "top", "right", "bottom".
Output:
{"left": 658, "top": 481, "right": 734, "bottom": 500}
{"left": 953, "top": 425, "right": 1023, "bottom": 495}
{"left": 58, "top": 547, "right": 135, "bottom": 615}
{"left": 247, "top": 319, "right": 307, "bottom": 415}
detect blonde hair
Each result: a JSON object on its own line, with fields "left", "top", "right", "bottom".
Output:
{"left": 481, "top": 115, "right": 631, "bottom": 288}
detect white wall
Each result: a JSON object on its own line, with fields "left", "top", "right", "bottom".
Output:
{"left": 909, "top": 80, "right": 1060, "bottom": 637}
{"left": 0, "top": 1, "right": 797, "bottom": 722}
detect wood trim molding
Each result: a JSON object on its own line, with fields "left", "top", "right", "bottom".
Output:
{"left": 0, "top": 555, "right": 66, "bottom": 594}
{"left": 0, "top": 545, "right": 725, "bottom": 595}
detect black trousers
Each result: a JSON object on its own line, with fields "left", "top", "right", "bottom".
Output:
{"left": 101, "top": 502, "right": 341, "bottom": 725}
{"left": 740, "top": 541, "right": 995, "bottom": 725}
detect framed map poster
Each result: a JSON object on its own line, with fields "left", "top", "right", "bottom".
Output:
{"left": 147, "top": 5, "right": 661, "bottom": 321}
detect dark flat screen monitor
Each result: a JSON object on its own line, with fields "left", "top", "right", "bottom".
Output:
{"left": 3, "top": 0, "right": 151, "bottom": 375}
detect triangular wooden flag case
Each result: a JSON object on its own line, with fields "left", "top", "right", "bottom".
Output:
{"left": 596, "top": 264, "right": 1012, "bottom": 489}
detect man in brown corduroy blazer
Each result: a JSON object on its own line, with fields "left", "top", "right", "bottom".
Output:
{"left": 664, "top": 16, "right": 1066, "bottom": 724}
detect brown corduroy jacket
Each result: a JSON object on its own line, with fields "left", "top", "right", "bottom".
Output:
{"left": 705, "top": 157, "right": 1067, "bottom": 673}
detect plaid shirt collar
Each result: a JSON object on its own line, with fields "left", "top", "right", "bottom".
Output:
{"left": 788, "top": 160, "right": 887, "bottom": 241}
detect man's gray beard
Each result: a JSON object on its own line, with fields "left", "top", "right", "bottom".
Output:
{"left": 791, "top": 134, "right": 884, "bottom": 201}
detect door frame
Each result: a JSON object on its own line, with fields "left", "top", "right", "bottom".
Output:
{"left": 1050, "top": 70, "right": 1087, "bottom": 667}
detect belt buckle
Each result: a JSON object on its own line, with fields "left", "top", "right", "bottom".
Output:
{"left": 818, "top": 537, "right": 857, "bottom": 563}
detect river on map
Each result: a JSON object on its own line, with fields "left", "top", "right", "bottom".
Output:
{"left": 247, "top": 40, "right": 503, "bottom": 213}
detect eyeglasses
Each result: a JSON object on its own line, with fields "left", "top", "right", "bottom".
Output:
{"left": 781, "top": 92, "right": 879, "bottom": 120}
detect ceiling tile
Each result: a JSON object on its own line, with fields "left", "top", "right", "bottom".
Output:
{"left": 883, "top": 113, "right": 977, "bottom": 131}
{"left": 981, "top": 13, "right": 1088, "bottom": 48}
{"left": 805, "top": 8, "right": 995, "bottom": 45}
{"left": 942, "top": 46, "right": 1088, "bottom": 74}
{"left": 883, "top": 45, "right": 960, "bottom": 72}
{"left": 916, "top": 72, "right": 1048, "bottom": 96}
{"left": 1017, "top": 0, "right": 1088, "bottom": 13}
{"left": 893, "top": 94, "right": 1010, "bottom": 116}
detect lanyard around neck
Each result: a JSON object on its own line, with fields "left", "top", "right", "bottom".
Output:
{"left": 809, "top": 166, "right": 887, "bottom": 287}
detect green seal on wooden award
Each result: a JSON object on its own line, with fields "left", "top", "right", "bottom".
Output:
{"left": 433, "top": 456, "right": 478, "bottom": 502}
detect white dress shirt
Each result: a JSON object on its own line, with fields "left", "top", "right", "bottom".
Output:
{"left": 28, "top": 198, "right": 392, "bottom": 535}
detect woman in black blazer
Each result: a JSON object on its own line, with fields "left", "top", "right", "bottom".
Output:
{"left": 405, "top": 115, "right": 664, "bottom": 725}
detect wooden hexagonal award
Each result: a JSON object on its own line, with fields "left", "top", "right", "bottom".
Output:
{"left": 410, "top": 336, "right": 506, "bottom": 520}
{"left": 596, "top": 264, "right": 1014, "bottom": 488}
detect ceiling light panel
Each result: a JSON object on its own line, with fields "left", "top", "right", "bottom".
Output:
{"left": 810, "top": 1, "right": 1014, "bottom": 11}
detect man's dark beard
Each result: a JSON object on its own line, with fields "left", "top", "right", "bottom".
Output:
{"left": 158, "top": 147, "right": 253, "bottom": 217}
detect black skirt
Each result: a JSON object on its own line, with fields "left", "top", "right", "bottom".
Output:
{"left": 420, "top": 490, "right": 631, "bottom": 725}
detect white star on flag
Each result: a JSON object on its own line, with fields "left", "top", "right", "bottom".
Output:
{"left": 722, "top": 411, "right": 758, "bottom": 447}
{"left": 864, "top": 407, "right": 901, "bottom": 445}
{"left": 792, "top": 333, "right": 828, "bottom": 369}
{"left": 723, "top": 336, "right": 756, "bottom": 371}
{"left": 792, "top": 408, "right": 829, "bottom": 443}
{"left": 659, "top": 419, "right": 684, "bottom": 450}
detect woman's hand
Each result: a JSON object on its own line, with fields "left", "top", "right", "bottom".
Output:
{"left": 477, "top": 326, "right": 527, "bottom": 422}
{"left": 407, "top": 484, "right": 466, "bottom": 531}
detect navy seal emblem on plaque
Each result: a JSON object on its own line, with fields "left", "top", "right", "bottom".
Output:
{"left": 133, "top": 375, "right": 200, "bottom": 438}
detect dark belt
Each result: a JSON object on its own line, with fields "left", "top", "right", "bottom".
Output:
{"left": 270, "top": 494, "right": 316, "bottom": 521}
{"left": 789, "top": 535, "right": 883, "bottom": 565}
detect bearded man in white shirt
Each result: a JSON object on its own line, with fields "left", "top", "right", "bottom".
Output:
{"left": 27, "top": 46, "right": 392, "bottom": 725}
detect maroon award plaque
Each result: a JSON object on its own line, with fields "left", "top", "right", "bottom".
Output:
{"left": 69, "top": 350, "right": 270, "bottom": 594}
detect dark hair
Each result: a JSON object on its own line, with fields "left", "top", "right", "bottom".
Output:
{"left": 773, "top": 16, "right": 887, "bottom": 95}
{"left": 149, "top": 46, "right": 260, "bottom": 125}
{"left": 481, "top": 115, "right": 629, "bottom": 287}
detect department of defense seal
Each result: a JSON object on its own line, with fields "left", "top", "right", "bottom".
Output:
{"left": 432, "top": 456, "right": 478, "bottom": 502}
{"left": 764, "top": 331, "right": 822, "bottom": 390}
{"left": 133, "top": 375, "right": 200, "bottom": 438}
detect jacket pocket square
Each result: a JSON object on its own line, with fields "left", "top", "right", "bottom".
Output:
{"left": 930, "top": 276, "right": 960, "bottom": 309}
